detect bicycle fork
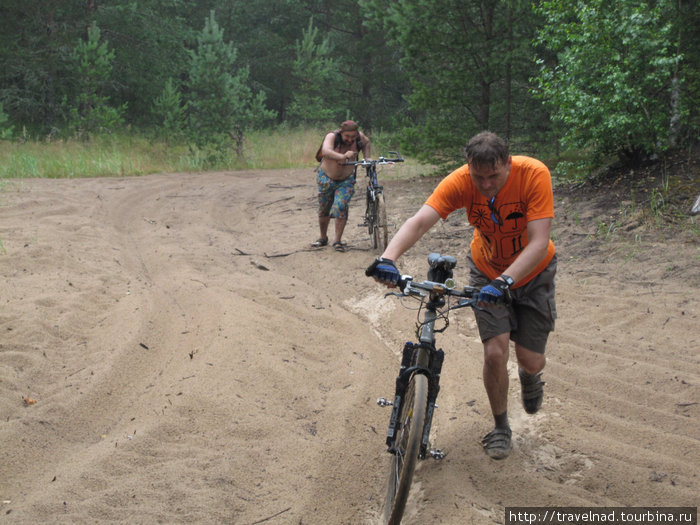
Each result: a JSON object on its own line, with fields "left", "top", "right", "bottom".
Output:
{"left": 360, "top": 185, "right": 382, "bottom": 228}
{"left": 423, "top": 348, "right": 445, "bottom": 459}
{"left": 377, "top": 341, "right": 446, "bottom": 460}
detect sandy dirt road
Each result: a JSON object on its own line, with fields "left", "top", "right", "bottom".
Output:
{"left": 0, "top": 168, "right": 697, "bottom": 524}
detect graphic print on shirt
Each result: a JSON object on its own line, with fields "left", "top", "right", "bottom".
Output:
{"left": 469, "top": 200, "right": 526, "bottom": 267}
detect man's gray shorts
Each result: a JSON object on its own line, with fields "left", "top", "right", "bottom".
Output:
{"left": 467, "top": 254, "right": 557, "bottom": 354}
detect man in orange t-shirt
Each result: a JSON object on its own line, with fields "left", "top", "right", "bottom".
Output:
{"left": 366, "top": 131, "right": 557, "bottom": 460}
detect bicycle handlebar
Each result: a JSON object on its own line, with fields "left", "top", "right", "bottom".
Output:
{"left": 343, "top": 151, "right": 404, "bottom": 166}
{"left": 376, "top": 252, "right": 507, "bottom": 311}
{"left": 388, "top": 275, "right": 497, "bottom": 314}
{"left": 396, "top": 276, "right": 479, "bottom": 300}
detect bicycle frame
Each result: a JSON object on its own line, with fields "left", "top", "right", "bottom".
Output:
{"left": 383, "top": 254, "right": 478, "bottom": 458}
{"left": 345, "top": 153, "right": 403, "bottom": 251}
{"left": 386, "top": 288, "right": 447, "bottom": 458}
{"left": 365, "top": 162, "right": 382, "bottom": 191}
{"left": 364, "top": 164, "right": 383, "bottom": 228}
{"left": 378, "top": 254, "right": 482, "bottom": 523}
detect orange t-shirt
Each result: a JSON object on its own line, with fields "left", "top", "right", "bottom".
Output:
{"left": 424, "top": 156, "right": 556, "bottom": 287}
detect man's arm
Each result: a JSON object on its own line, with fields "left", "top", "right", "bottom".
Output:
{"left": 320, "top": 132, "right": 345, "bottom": 162}
{"left": 499, "top": 217, "right": 552, "bottom": 284}
{"left": 381, "top": 205, "right": 441, "bottom": 261}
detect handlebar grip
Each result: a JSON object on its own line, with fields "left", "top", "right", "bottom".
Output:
{"left": 396, "top": 275, "right": 411, "bottom": 290}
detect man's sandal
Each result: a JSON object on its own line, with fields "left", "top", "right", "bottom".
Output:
{"left": 310, "top": 237, "right": 328, "bottom": 248}
{"left": 481, "top": 427, "right": 512, "bottom": 460}
{"left": 332, "top": 241, "right": 346, "bottom": 252}
{"left": 519, "top": 369, "right": 545, "bottom": 414}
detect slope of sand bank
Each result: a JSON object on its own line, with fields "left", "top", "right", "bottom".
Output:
{"left": 0, "top": 167, "right": 697, "bottom": 524}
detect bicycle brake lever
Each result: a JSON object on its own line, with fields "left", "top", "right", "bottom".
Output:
{"left": 456, "top": 298, "right": 484, "bottom": 311}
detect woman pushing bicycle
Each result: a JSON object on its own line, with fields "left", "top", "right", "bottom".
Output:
{"left": 311, "top": 120, "right": 372, "bottom": 252}
{"left": 367, "top": 131, "right": 557, "bottom": 460}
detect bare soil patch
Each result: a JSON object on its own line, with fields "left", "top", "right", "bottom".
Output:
{"left": 0, "top": 158, "right": 697, "bottom": 524}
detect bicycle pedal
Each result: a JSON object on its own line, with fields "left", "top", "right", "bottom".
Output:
{"left": 429, "top": 448, "right": 446, "bottom": 460}
{"left": 377, "top": 397, "right": 394, "bottom": 407}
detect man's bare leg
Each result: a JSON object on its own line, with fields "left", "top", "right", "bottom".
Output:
{"left": 483, "top": 333, "right": 511, "bottom": 416}
{"left": 515, "top": 344, "right": 545, "bottom": 375}
{"left": 481, "top": 332, "right": 512, "bottom": 459}
{"left": 515, "top": 344, "right": 546, "bottom": 414}
{"left": 318, "top": 216, "right": 330, "bottom": 242}
{"left": 333, "top": 218, "right": 347, "bottom": 245}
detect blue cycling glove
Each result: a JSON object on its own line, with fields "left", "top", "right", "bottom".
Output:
{"left": 478, "top": 275, "right": 514, "bottom": 304}
{"left": 365, "top": 257, "right": 400, "bottom": 285}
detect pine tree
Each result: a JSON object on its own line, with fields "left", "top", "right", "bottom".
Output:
{"left": 287, "top": 18, "right": 342, "bottom": 125}
{"left": 152, "top": 78, "right": 185, "bottom": 143}
{"left": 65, "top": 22, "right": 125, "bottom": 139}
{"left": 185, "top": 10, "right": 275, "bottom": 160}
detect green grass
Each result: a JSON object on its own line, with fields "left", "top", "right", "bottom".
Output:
{"left": 244, "top": 126, "right": 322, "bottom": 170}
{"left": 0, "top": 134, "right": 193, "bottom": 178}
{"left": 0, "top": 127, "right": 435, "bottom": 179}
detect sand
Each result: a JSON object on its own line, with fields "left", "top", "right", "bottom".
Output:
{"left": 0, "top": 167, "right": 697, "bottom": 524}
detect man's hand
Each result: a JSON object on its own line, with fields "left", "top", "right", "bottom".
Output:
{"left": 365, "top": 257, "right": 400, "bottom": 286}
{"left": 478, "top": 277, "right": 512, "bottom": 305}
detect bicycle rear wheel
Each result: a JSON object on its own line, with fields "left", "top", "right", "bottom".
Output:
{"left": 383, "top": 373, "right": 428, "bottom": 525}
{"left": 372, "top": 192, "right": 388, "bottom": 252}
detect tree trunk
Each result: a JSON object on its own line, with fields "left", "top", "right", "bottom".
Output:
{"left": 668, "top": 0, "right": 683, "bottom": 147}
{"left": 691, "top": 193, "right": 700, "bottom": 215}
{"left": 229, "top": 127, "right": 244, "bottom": 157}
{"left": 505, "top": 6, "right": 513, "bottom": 141}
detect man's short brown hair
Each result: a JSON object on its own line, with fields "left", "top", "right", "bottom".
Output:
{"left": 465, "top": 131, "right": 509, "bottom": 168}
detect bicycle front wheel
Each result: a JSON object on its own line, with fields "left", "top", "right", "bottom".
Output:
{"left": 383, "top": 373, "right": 428, "bottom": 525}
{"left": 373, "top": 192, "right": 388, "bottom": 252}
{"left": 366, "top": 187, "right": 377, "bottom": 247}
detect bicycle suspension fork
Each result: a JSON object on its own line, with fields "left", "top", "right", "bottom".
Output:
{"left": 418, "top": 308, "right": 444, "bottom": 458}
{"left": 382, "top": 307, "right": 445, "bottom": 458}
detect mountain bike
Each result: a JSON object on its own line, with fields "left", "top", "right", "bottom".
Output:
{"left": 345, "top": 152, "right": 403, "bottom": 252}
{"left": 372, "top": 253, "right": 481, "bottom": 524}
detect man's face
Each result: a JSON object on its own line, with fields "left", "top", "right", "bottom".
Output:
{"left": 341, "top": 131, "right": 358, "bottom": 145}
{"left": 468, "top": 157, "right": 512, "bottom": 199}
